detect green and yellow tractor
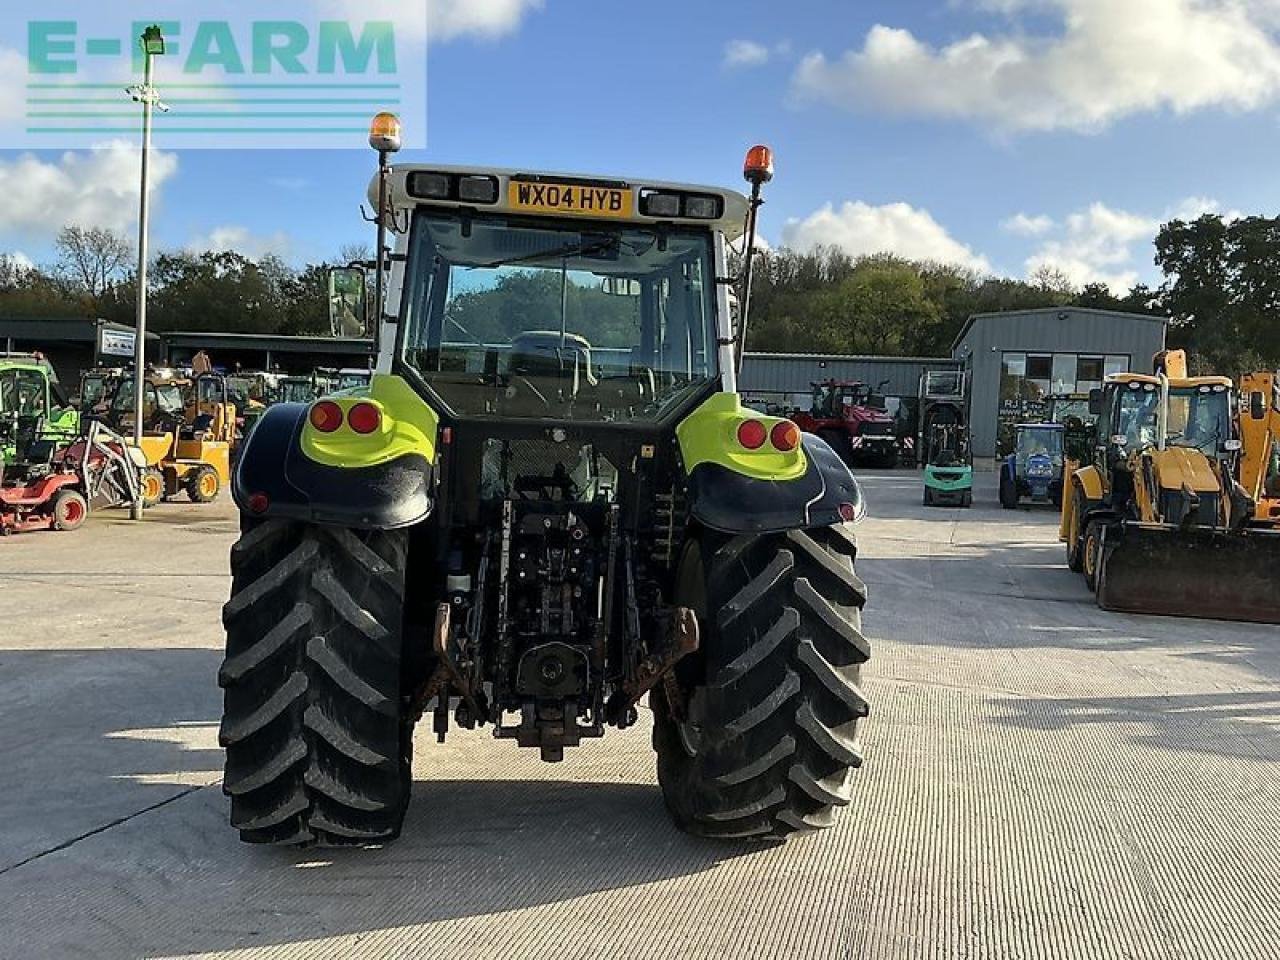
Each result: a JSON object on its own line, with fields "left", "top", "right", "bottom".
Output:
{"left": 0, "top": 355, "right": 79, "bottom": 465}
{"left": 218, "top": 124, "right": 872, "bottom": 847}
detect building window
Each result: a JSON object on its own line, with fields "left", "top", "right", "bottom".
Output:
{"left": 1105, "top": 355, "right": 1130, "bottom": 377}
{"left": 997, "top": 351, "right": 1133, "bottom": 455}
{"left": 1052, "top": 355, "right": 1077, "bottom": 395}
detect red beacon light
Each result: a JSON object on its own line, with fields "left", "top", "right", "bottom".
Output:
{"left": 743, "top": 145, "right": 774, "bottom": 186}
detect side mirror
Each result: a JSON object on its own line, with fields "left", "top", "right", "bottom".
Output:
{"left": 1088, "top": 388, "right": 1103, "bottom": 416}
{"left": 601, "top": 278, "right": 641, "bottom": 297}
{"left": 328, "top": 267, "right": 368, "bottom": 338}
{"left": 1251, "top": 391, "right": 1266, "bottom": 421}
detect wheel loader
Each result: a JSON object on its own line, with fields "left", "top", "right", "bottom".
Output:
{"left": 218, "top": 118, "right": 871, "bottom": 847}
{"left": 1060, "top": 350, "right": 1280, "bottom": 623}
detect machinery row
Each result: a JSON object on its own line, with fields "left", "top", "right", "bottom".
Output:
{"left": 1059, "top": 352, "right": 1280, "bottom": 623}
{"left": 0, "top": 354, "right": 373, "bottom": 535}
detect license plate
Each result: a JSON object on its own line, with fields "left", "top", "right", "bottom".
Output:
{"left": 508, "top": 181, "right": 633, "bottom": 219}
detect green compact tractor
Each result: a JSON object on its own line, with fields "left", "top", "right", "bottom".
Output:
{"left": 0, "top": 355, "right": 79, "bottom": 464}
{"left": 218, "top": 125, "right": 872, "bottom": 847}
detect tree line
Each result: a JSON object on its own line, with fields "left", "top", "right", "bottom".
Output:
{"left": 3, "top": 213, "right": 1278, "bottom": 375}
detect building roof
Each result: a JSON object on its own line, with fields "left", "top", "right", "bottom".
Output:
{"left": 0, "top": 317, "right": 158, "bottom": 343}
{"left": 161, "top": 331, "right": 375, "bottom": 354}
{"left": 950, "top": 306, "right": 1168, "bottom": 353}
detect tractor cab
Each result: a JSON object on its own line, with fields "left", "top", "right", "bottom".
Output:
{"left": 0, "top": 356, "right": 80, "bottom": 465}
{"left": 1000, "top": 423, "right": 1066, "bottom": 509}
{"left": 277, "top": 376, "right": 321, "bottom": 405}
{"left": 793, "top": 380, "right": 899, "bottom": 468}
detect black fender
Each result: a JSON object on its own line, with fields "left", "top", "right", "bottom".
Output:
{"left": 686, "top": 434, "right": 865, "bottom": 535}
{"left": 232, "top": 403, "right": 434, "bottom": 530}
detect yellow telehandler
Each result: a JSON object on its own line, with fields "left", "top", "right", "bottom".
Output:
{"left": 1060, "top": 351, "right": 1280, "bottom": 623}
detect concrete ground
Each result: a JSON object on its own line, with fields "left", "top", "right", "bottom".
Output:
{"left": 0, "top": 473, "right": 1277, "bottom": 960}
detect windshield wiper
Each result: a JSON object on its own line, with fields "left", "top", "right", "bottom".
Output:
{"left": 469, "top": 236, "right": 618, "bottom": 272}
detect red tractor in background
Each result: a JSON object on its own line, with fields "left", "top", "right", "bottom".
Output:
{"left": 791, "top": 380, "right": 901, "bottom": 468}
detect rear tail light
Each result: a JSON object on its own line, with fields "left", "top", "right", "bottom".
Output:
{"left": 309, "top": 401, "right": 343, "bottom": 433}
{"left": 737, "top": 419, "right": 768, "bottom": 450}
{"left": 347, "top": 402, "right": 382, "bottom": 435}
{"left": 246, "top": 492, "right": 270, "bottom": 515}
{"left": 771, "top": 421, "right": 801, "bottom": 452}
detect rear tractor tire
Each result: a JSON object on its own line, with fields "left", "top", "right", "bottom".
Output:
{"left": 653, "top": 525, "right": 870, "bottom": 839}
{"left": 219, "top": 520, "right": 412, "bottom": 846}
{"left": 999, "top": 470, "right": 1017, "bottom": 510}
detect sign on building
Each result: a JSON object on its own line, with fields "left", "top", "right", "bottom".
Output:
{"left": 98, "top": 327, "right": 135, "bottom": 361}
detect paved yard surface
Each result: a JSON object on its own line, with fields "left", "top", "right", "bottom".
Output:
{"left": 1, "top": 474, "right": 1276, "bottom": 959}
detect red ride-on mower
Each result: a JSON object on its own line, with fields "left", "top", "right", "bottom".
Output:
{"left": 0, "top": 439, "right": 88, "bottom": 535}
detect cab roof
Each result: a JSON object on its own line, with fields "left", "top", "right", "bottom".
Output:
{"left": 1108, "top": 372, "right": 1234, "bottom": 389}
{"left": 371, "top": 164, "right": 751, "bottom": 240}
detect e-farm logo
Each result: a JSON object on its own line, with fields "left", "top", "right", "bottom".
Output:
{"left": 12, "top": 5, "right": 426, "bottom": 149}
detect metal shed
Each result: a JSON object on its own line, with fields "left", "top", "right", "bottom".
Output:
{"left": 952, "top": 307, "right": 1168, "bottom": 458}
{"left": 739, "top": 352, "right": 961, "bottom": 411}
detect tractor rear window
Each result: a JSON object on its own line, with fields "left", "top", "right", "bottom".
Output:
{"left": 399, "top": 211, "right": 718, "bottom": 423}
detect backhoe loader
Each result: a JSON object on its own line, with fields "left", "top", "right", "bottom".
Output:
{"left": 1239, "top": 371, "right": 1280, "bottom": 528}
{"left": 1060, "top": 351, "right": 1280, "bottom": 623}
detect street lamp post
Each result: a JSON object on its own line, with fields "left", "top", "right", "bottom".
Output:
{"left": 127, "top": 25, "right": 166, "bottom": 519}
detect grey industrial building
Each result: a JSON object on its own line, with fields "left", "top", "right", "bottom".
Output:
{"left": 952, "top": 307, "right": 1168, "bottom": 458}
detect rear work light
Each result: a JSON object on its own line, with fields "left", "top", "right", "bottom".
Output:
{"left": 639, "top": 190, "right": 723, "bottom": 220}
{"left": 458, "top": 175, "right": 499, "bottom": 204}
{"left": 309, "top": 401, "right": 343, "bottom": 433}
{"left": 737, "top": 419, "right": 768, "bottom": 450}
{"left": 407, "top": 171, "right": 501, "bottom": 205}
{"left": 347, "top": 402, "right": 382, "bottom": 435}
{"left": 640, "top": 191, "right": 681, "bottom": 218}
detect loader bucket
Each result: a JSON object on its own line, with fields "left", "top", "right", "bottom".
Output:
{"left": 1096, "top": 524, "right": 1280, "bottom": 624}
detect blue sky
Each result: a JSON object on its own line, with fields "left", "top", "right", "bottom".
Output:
{"left": 3, "top": 0, "right": 1280, "bottom": 291}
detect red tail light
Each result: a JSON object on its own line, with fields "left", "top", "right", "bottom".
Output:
{"left": 771, "top": 421, "right": 800, "bottom": 452}
{"left": 347, "top": 402, "right": 382, "bottom": 435}
{"left": 737, "top": 419, "right": 768, "bottom": 450}
{"left": 246, "top": 492, "right": 270, "bottom": 515}
{"left": 309, "top": 401, "right": 343, "bottom": 433}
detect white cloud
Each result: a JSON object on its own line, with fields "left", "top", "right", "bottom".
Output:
{"left": 1017, "top": 196, "right": 1246, "bottom": 290}
{"left": 724, "top": 40, "right": 771, "bottom": 69}
{"left": 782, "top": 200, "right": 992, "bottom": 272}
{"left": 1024, "top": 203, "right": 1157, "bottom": 290}
{"left": 187, "top": 226, "right": 293, "bottom": 260}
{"left": 320, "top": 0, "right": 542, "bottom": 42}
{"left": 0, "top": 143, "right": 178, "bottom": 243}
{"left": 1002, "top": 213, "right": 1055, "bottom": 236}
{"left": 432, "top": 0, "right": 544, "bottom": 40}
{"left": 792, "top": 0, "right": 1280, "bottom": 133}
